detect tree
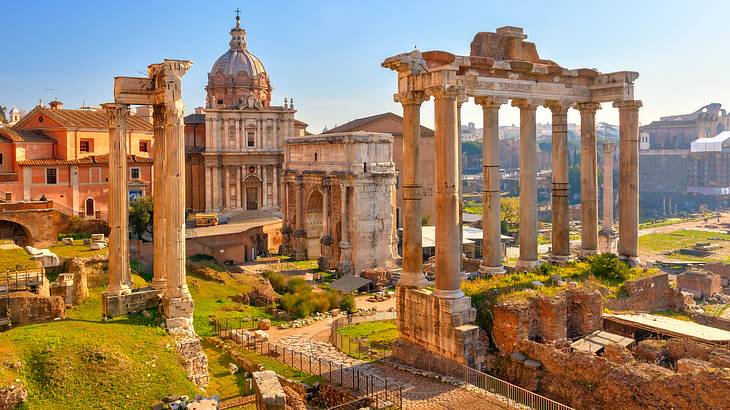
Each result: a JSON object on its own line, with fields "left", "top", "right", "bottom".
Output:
{"left": 500, "top": 197, "right": 519, "bottom": 233}
{"left": 129, "top": 196, "right": 153, "bottom": 239}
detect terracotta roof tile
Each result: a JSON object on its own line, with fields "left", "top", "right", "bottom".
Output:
{"left": 35, "top": 107, "right": 153, "bottom": 132}
{"left": 17, "top": 154, "right": 152, "bottom": 166}
{"left": 0, "top": 128, "right": 55, "bottom": 143}
{"left": 324, "top": 112, "right": 434, "bottom": 137}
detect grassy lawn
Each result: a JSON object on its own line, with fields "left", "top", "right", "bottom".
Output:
{"left": 336, "top": 320, "right": 398, "bottom": 358}
{"left": 0, "top": 248, "right": 41, "bottom": 271}
{"left": 187, "top": 265, "right": 276, "bottom": 337}
{"left": 202, "top": 340, "right": 250, "bottom": 402}
{"left": 49, "top": 239, "right": 108, "bottom": 259}
{"left": 228, "top": 346, "right": 320, "bottom": 385}
{"left": 0, "top": 282, "right": 197, "bottom": 409}
{"left": 639, "top": 229, "right": 730, "bottom": 253}
{"left": 639, "top": 217, "right": 686, "bottom": 230}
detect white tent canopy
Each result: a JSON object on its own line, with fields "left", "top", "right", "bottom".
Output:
{"left": 691, "top": 130, "right": 730, "bottom": 152}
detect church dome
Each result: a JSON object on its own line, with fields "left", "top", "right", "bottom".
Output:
{"left": 206, "top": 15, "right": 271, "bottom": 109}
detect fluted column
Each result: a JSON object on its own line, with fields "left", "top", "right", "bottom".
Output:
{"left": 103, "top": 103, "right": 132, "bottom": 296}
{"left": 151, "top": 103, "right": 167, "bottom": 291}
{"left": 337, "top": 181, "right": 354, "bottom": 275}
{"left": 546, "top": 101, "right": 571, "bottom": 263}
{"left": 615, "top": 100, "right": 642, "bottom": 265}
{"left": 431, "top": 85, "right": 463, "bottom": 299}
{"left": 475, "top": 97, "right": 507, "bottom": 274}
{"left": 513, "top": 99, "right": 540, "bottom": 269}
{"left": 155, "top": 60, "right": 194, "bottom": 328}
{"left": 396, "top": 91, "right": 429, "bottom": 288}
{"left": 577, "top": 102, "right": 601, "bottom": 256}
{"left": 294, "top": 175, "right": 307, "bottom": 260}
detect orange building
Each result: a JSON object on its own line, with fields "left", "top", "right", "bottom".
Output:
{"left": 0, "top": 102, "right": 154, "bottom": 218}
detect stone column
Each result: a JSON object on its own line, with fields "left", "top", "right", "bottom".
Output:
{"left": 156, "top": 60, "right": 194, "bottom": 329}
{"left": 615, "top": 100, "right": 642, "bottom": 265}
{"left": 431, "top": 86, "right": 463, "bottom": 299}
{"left": 103, "top": 103, "right": 132, "bottom": 296}
{"left": 293, "top": 175, "right": 307, "bottom": 260}
{"left": 576, "top": 102, "right": 601, "bottom": 256}
{"left": 337, "top": 182, "right": 354, "bottom": 275}
{"left": 151, "top": 104, "right": 167, "bottom": 291}
{"left": 262, "top": 165, "right": 269, "bottom": 208}
{"left": 318, "top": 178, "right": 333, "bottom": 270}
{"left": 602, "top": 143, "right": 615, "bottom": 232}
{"left": 235, "top": 166, "right": 242, "bottom": 209}
{"left": 204, "top": 165, "right": 212, "bottom": 212}
{"left": 513, "top": 99, "right": 540, "bottom": 269}
{"left": 272, "top": 165, "right": 279, "bottom": 208}
{"left": 475, "top": 97, "right": 506, "bottom": 274}
{"left": 546, "top": 101, "right": 571, "bottom": 263}
{"left": 281, "top": 177, "right": 292, "bottom": 255}
{"left": 223, "top": 165, "right": 231, "bottom": 209}
{"left": 396, "top": 91, "right": 428, "bottom": 288}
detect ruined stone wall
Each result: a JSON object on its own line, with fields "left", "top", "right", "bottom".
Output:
{"left": 64, "top": 256, "right": 107, "bottom": 305}
{"left": 7, "top": 292, "right": 65, "bottom": 326}
{"left": 703, "top": 262, "right": 730, "bottom": 286}
{"left": 565, "top": 288, "right": 603, "bottom": 338}
{"left": 687, "top": 311, "right": 730, "bottom": 331}
{"left": 514, "top": 340, "right": 730, "bottom": 410}
{"left": 174, "top": 334, "right": 209, "bottom": 388}
{"left": 605, "top": 272, "right": 684, "bottom": 312}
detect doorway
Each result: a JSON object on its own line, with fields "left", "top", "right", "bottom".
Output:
{"left": 246, "top": 187, "right": 258, "bottom": 210}
{"left": 85, "top": 198, "right": 95, "bottom": 217}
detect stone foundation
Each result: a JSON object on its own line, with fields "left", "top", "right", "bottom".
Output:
{"left": 162, "top": 294, "right": 195, "bottom": 330}
{"left": 173, "top": 332, "right": 209, "bottom": 388}
{"left": 394, "top": 286, "right": 484, "bottom": 368}
{"left": 676, "top": 268, "right": 722, "bottom": 299}
{"left": 7, "top": 292, "right": 65, "bottom": 326}
{"left": 101, "top": 287, "right": 161, "bottom": 319}
{"left": 598, "top": 230, "right": 618, "bottom": 254}
{"left": 605, "top": 272, "right": 684, "bottom": 311}
{"left": 252, "top": 370, "right": 286, "bottom": 410}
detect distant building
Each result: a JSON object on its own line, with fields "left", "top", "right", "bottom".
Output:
{"left": 0, "top": 102, "right": 154, "bottom": 217}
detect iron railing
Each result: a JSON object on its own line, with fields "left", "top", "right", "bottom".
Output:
{"left": 215, "top": 322, "right": 403, "bottom": 409}
{"left": 330, "top": 311, "right": 397, "bottom": 360}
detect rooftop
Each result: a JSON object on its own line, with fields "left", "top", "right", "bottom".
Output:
{"left": 605, "top": 313, "right": 730, "bottom": 344}
{"left": 324, "top": 112, "right": 434, "bottom": 137}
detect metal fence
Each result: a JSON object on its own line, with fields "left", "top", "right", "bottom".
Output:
{"left": 216, "top": 324, "right": 403, "bottom": 409}
{"left": 211, "top": 316, "right": 259, "bottom": 334}
{"left": 330, "top": 311, "right": 398, "bottom": 360}
{"left": 392, "top": 355, "right": 573, "bottom": 410}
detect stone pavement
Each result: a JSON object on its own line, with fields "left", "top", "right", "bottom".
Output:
{"left": 273, "top": 336, "right": 521, "bottom": 409}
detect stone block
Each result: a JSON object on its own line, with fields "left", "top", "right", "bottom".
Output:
{"left": 677, "top": 269, "right": 722, "bottom": 299}
{"left": 532, "top": 295, "right": 567, "bottom": 342}
{"left": 677, "top": 358, "right": 713, "bottom": 373}
{"left": 523, "top": 359, "right": 541, "bottom": 369}
{"left": 252, "top": 370, "right": 286, "bottom": 410}
{"left": 102, "top": 287, "right": 161, "bottom": 319}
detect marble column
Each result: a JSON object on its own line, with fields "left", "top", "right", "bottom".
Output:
{"left": 614, "top": 100, "right": 642, "bottom": 265}
{"left": 223, "top": 166, "right": 231, "bottom": 209}
{"left": 157, "top": 60, "right": 194, "bottom": 328}
{"left": 476, "top": 97, "right": 506, "bottom": 274}
{"left": 151, "top": 103, "right": 167, "bottom": 291}
{"left": 318, "top": 178, "right": 333, "bottom": 270}
{"left": 513, "top": 99, "right": 540, "bottom": 269}
{"left": 577, "top": 102, "right": 601, "bottom": 256}
{"left": 337, "top": 182, "right": 354, "bottom": 275}
{"left": 103, "top": 103, "right": 132, "bottom": 296}
{"left": 546, "top": 101, "right": 571, "bottom": 263}
{"left": 602, "top": 143, "right": 615, "bottom": 232}
{"left": 294, "top": 175, "right": 307, "bottom": 260}
{"left": 432, "top": 86, "right": 463, "bottom": 299}
{"left": 396, "top": 91, "right": 429, "bottom": 288}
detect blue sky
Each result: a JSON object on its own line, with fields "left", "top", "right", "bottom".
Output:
{"left": 2, "top": 0, "right": 730, "bottom": 132}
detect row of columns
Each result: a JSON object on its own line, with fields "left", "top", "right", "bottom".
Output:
{"left": 204, "top": 164, "right": 279, "bottom": 211}
{"left": 397, "top": 89, "right": 642, "bottom": 297}
{"left": 204, "top": 117, "right": 278, "bottom": 151}
{"left": 284, "top": 175, "right": 354, "bottom": 275}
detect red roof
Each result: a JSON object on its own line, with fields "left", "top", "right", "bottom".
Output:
{"left": 17, "top": 154, "right": 153, "bottom": 166}
{"left": 16, "top": 106, "right": 153, "bottom": 132}
{"left": 324, "top": 112, "right": 434, "bottom": 137}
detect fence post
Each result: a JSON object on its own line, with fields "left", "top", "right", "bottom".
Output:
{"left": 340, "top": 363, "right": 343, "bottom": 385}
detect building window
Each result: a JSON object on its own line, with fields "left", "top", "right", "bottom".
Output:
{"left": 130, "top": 167, "right": 141, "bottom": 179}
{"left": 314, "top": 153, "right": 318, "bottom": 161}
{"left": 80, "top": 139, "right": 93, "bottom": 153}
{"left": 247, "top": 132, "right": 255, "bottom": 147}
{"left": 46, "top": 168, "right": 57, "bottom": 185}
{"left": 0, "top": 153, "right": 3, "bottom": 164}
{"left": 139, "top": 141, "right": 149, "bottom": 152}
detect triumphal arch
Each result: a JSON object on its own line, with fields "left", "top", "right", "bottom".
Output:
{"left": 383, "top": 26, "right": 641, "bottom": 368}
{"left": 101, "top": 59, "right": 195, "bottom": 331}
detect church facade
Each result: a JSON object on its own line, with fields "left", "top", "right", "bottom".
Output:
{"left": 185, "top": 15, "right": 307, "bottom": 214}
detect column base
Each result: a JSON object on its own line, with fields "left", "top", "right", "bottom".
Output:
{"left": 516, "top": 259, "right": 541, "bottom": 271}
{"left": 162, "top": 293, "right": 195, "bottom": 331}
{"left": 107, "top": 283, "right": 133, "bottom": 297}
{"left": 398, "top": 272, "right": 428, "bottom": 288}
{"left": 150, "top": 279, "right": 167, "bottom": 292}
{"left": 432, "top": 288, "right": 465, "bottom": 299}
{"left": 578, "top": 248, "right": 598, "bottom": 258}
{"left": 549, "top": 254, "right": 571, "bottom": 265}
{"left": 101, "top": 287, "right": 162, "bottom": 319}
{"left": 599, "top": 230, "right": 619, "bottom": 254}
{"left": 619, "top": 254, "right": 641, "bottom": 267}
{"left": 478, "top": 264, "right": 506, "bottom": 275}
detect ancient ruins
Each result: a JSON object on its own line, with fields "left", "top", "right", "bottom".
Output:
{"left": 383, "top": 26, "right": 642, "bottom": 367}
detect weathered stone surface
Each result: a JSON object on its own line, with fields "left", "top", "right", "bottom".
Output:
{"left": 7, "top": 292, "right": 64, "bottom": 326}
{"left": 676, "top": 268, "right": 722, "bottom": 299}
{"left": 603, "top": 342, "right": 634, "bottom": 364}
{"left": 677, "top": 358, "right": 714, "bottom": 373}
{"left": 532, "top": 295, "right": 567, "bottom": 342}
{"left": 492, "top": 300, "right": 532, "bottom": 354}
{"left": 632, "top": 339, "right": 667, "bottom": 364}
{"left": 605, "top": 272, "right": 684, "bottom": 312}
{"left": 565, "top": 287, "right": 603, "bottom": 338}
{"left": 252, "top": 370, "right": 286, "bottom": 410}
{"left": 257, "top": 319, "right": 271, "bottom": 330}
{"left": 173, "top": 333, "right": 209, "bottom": 388}
{"left": 0, "top": 384, "right": 27, "bottom": 409}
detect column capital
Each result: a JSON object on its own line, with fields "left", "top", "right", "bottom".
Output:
{"left": 575, "top": 102, "right": 602, "bottom": 113}
{"left": 475, "top": 96, "right": 508, "bottom": 109}
{"left": 394, "top": 91, "right": 429, "bottom": 106}
{"left": 544, "top": 100, "right": 571, "bottom": 115}
{"left": 295, "top": 174, "right": 304, "bottom": 188}
{"left": 511, "top": 98, "right": 543, "bottom": 110}
{"left": 613, "top": 99, "right": 643, "bottom": 110}
{"left": 426, "top": 85, "right": 460, "bottom": 100}
{"left": 101, "top": 103, "right": 130, "bottom": 126}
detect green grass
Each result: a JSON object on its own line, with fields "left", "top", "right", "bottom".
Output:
{"left": 0, "top": 247, "right": 41, "bottom": 271}
{"left": 639, "top": 217, "right": 685, "bottom": 230}
{"left": 336, "top": 320, "right": 398, "bottom": 358}
{"left": 202, "top": 340, "right": 250, "bottom": 401}
{"left": 0, "top": 284, "right": 197, "bottom": 409}
{"left": 639, "top": 229, "right": 730, "bottom": 253}
{"left": 652, "top": 309, "right": 692, "bottom": 321}
{"left": 187, "top": 264, "right": 276, "bottom": 337}
{"left": 49, "top": 239, "right": 108, "bottom": 259}
{"left": 228, "top": 347, "right": 320, "bottom": 385}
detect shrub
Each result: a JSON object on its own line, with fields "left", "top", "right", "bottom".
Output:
{"left": 189, "top": 253, "right": 216, "bottom": 262}
{"left": 286, "top": 277, "right": 308, "bottom": 294}
{"left": 309, "top": 292, "right": 331, "bottom": 314}
{"left": 262, "top": 271, "right": 287, "bottom": 293}
{"left": 339, "top": 294, "right": 356, "bottom": 313}
{"left": 588, "top": 253, "right": 630, "bottom": 282}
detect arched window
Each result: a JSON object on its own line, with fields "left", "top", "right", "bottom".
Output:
{"left": 85, "top": 198, "right": 95, "bottom": 217}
